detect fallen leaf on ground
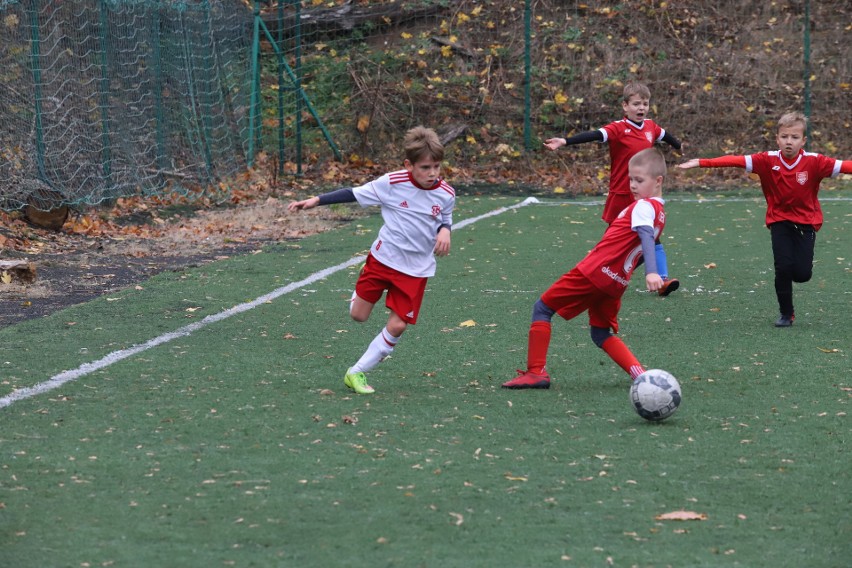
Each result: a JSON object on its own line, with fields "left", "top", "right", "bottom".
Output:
{"left": 504, "top": 474, "right": 528, "bottom": 482}
{"left": 655, "top": 510, "right": 708, "bottom": 521}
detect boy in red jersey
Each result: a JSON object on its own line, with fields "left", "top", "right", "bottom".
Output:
{"left": 503, "top": 148, "right": 669, "bottom": 389}
{"left": 288, "top": 126, "right": 455, "bottom": 393}
{"left": 679, "top": 111, "right": 852, "bottom": 327}
{"left": 544, "top": 81, "right": 683, "bottom": 297}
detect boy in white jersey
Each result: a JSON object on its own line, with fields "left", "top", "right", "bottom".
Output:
{"left": 504, "top": 148, "right": 668, "bottom": 389}
{"left": 679, "top": 111, "right": 852, "bottom": 327}
{"left": 288, "top": 126, "right": 455, "bottom": 394}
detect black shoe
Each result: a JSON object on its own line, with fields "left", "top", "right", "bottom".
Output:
{"left": 774, "top": 314, "right": 795, "bottom": 327}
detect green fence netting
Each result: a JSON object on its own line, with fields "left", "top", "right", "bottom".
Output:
{"left": 2, "top": 0, "right": 848, "bottom": 213}
{"left": 0, "top": 0, "right": 252, "bottom": 211}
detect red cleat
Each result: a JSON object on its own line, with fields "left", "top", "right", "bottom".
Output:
{"left": 502, "top": 369, "right": 551, "bottom": 389}
{"left": 658, "top": 278, "right": 680, "bottom": 297}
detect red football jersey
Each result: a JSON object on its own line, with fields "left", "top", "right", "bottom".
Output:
{"left": 576, "top": 198, "right": 666, "bottom": 298}
{"left": 700, "top": 150, "right": 847, "bottom": 231}
{"left": 600, "top": 118, "right": 666, "bottom": 222}
{"left": 748, "top": 150, "right": 843, "bottom": 231}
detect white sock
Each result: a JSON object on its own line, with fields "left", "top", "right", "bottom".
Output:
{"left": 350, "top": 327, "right": 399, "bottom": 373}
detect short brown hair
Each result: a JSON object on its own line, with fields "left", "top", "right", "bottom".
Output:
{"left": 404, "top": 126, "right": 444, "bottom": 163}
{"left": 629, "top": 147, "right": 667, "bottom": 178}
{"left": 623, "top": 81, "right": 651, "bottom": 101}
{"left": 777, "top": 111, "right": 808, "bottom": 132}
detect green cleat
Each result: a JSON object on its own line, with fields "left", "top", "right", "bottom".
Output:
{"left": 344, "top": 370, "right": 375, "bottom": 394}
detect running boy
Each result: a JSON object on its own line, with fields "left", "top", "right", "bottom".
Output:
{"left": 544, "top": 81, "right": 683, "bottom": 296}
{"left": 288, "top": 126, "right": 455, "bottom": 393}
{"left": 503, "top": 148, "right": 669, "bottom": 389}
{"left": 678, "top": 111, "right": 851, "bottom": 327}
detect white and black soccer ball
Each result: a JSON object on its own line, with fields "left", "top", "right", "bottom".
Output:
{"left": 630, "top": 369, "right": 682, "bottom": 422}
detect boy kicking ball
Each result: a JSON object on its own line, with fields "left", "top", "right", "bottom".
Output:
{"left": 504, "top": 148, "right": 670, "bottom": 389}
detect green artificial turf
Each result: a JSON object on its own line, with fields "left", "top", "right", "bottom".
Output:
{"left": 1, "top": 192, "right": 849, "bottom": 567}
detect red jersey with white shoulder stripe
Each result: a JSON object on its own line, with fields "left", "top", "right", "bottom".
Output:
{"left": 599, "top": 118, "right": 666, "bottom": 222}
{"left": 699, "top": 150, "right": 848, "bottom": 231}
{"left": 576, "top": 197, "right": 666, "bottom": 298}
{"left": 352, "top": 169, "right": 455, "bottom": 277}
{"left": 747, "top": 150, "right": 845, "bottom": 231}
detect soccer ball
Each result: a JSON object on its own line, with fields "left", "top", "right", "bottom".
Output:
{"left": 630, "top": 369, "right": 682, "bottom": 422}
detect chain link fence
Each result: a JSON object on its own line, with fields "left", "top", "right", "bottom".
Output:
{"left": 2, "top": 0, "right": 849, "bottom": 211}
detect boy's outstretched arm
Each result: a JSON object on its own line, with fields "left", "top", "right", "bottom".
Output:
{"left": 544, "top": 130, "right": 603, "bottom": 151}
{"left": 678, "top": 156, "right": 747, "bottom": 169}
{"left": 661, "top": 131, "right": 683, "bottom": 151}
{"left": 288, "top": 188, "right": 356, "bottom": 211}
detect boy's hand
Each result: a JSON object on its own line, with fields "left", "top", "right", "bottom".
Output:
{"left": 677, "top": 159, "right": 700, "bottom": 169}
{"left": 287, "top": 196, "right": 320, "bottom": 211}
{"left": 645, "top": 273, "right": 663, "bottom": 292}
{"left": 434, "top": 227, "right": 451, "bottom": 256}
{"left": 543, "top": 138, "right": 566, "bottom": 151}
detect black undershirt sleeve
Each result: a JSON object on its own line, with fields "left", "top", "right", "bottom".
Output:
{"left": 661, "top": 131, "right": 682, "bottom": 151}
{"left": 562, "top": 130, "right": 604, "bottom": 145}
{"left": 317, "top": 188, "right": 356, "bottom": 205}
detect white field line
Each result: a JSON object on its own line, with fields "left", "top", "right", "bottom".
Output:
{"left": 0, "top": 197, "right": 541, "bottom": 409}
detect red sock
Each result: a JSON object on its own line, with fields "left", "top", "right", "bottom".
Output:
{"left": 601, "top": 336, "right": 645, "bottom": 379}
{"left": 527, "top": 321, "right": 551, "bottom": 375}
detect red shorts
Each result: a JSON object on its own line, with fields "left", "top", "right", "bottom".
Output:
{"left": 355, "top": 253, "right": 428, "bottom": 324}
{"left": 540, "top": 267, "right": 621, "bottom": 333}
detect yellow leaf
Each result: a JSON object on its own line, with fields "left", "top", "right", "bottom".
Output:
{"left": 357, "top": 115, "right": 370, "bottom": 133}
{"left": 459, "top": 319, "right": 477, "bottom": 327}
{"left": 441, "top": 45, "right": 452, "bottom": 57}
{"left": 817, "top": 347, "right": 840, "bottom": 353}
{"left": 554, "top": 92, "right": 568, "bottom": 105}
{"left": 400, "top": 32, "right": 412, "bottom": 39}
{"left": 0, "top": 271, "right": 11, "bottom": 284}
{"left": 553, "top": 186, "right": 566, "bottom": 194}
{"left": 703, "top": 83, "right": 713, "bottom": 93}
{"left": 628, "top": 36, "right": 638, "bottom": 45}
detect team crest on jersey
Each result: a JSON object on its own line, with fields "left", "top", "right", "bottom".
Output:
{"left": 645, "top": 132, "right": 654, "bottom": 143}
{"left": 400, "top": 200, "right": 409, "bottom": 208}
{"left": 431, "top": 205, "right": 441, "bottom": 217}
{"left": 796, "top": 172, "right": 808, "bottom": 185}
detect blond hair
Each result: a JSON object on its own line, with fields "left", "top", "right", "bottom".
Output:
{"left": 404, "top": 126, "right": 444, "bottom": 163}
{"left": 629, "top": 147, "right": 667, "bottom": 178}
{"left": 777, "top": 111, "right": 808, "bottom": 132}
{"left": 623, "top": 81, "right": 651, "bottom": 101}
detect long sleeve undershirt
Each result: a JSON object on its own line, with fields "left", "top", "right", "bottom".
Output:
{"left": 317, "top": 187, "right": 356, "bottom": 205}
{"left": 635, "top": 225, "right": 658, "bottom": 275}
{"left": 561, "top": 126, "right": 682, "bottom": 150}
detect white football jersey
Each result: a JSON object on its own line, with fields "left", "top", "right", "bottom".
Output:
{"left": 353, "top": 170, "right": 455, "bottom": 277}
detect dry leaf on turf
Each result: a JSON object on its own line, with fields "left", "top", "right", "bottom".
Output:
{"left": 459, "top": 319, "right": 477, "bottom": 327}
{"left": 655, "top": 510, "right": 708, "bottom": 521}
